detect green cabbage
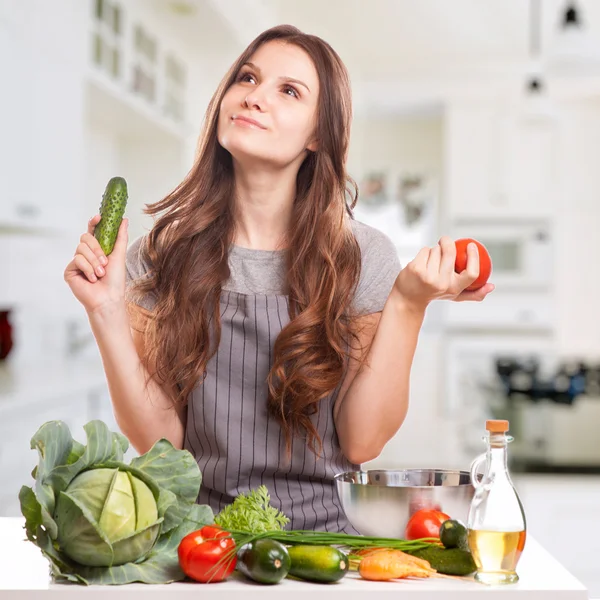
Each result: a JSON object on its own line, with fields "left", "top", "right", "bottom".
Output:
{"left": 19, "top": 420, "right": 214, "bottom": 585}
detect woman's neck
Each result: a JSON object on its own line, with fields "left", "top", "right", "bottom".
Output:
{"left": 232, "top": 161, "right": 297, "bottom": 251}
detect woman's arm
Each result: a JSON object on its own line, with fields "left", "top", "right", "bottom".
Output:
{"left": 88, "top": 302, "right": 186, "bottom": 455}
{"left": 333, "top": 289, "right": 424, "bottom": 464}
{"left": 334, "top": 236, "right": 493, "bottom": 464}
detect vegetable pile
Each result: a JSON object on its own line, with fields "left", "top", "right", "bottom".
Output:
{"left": 19, "top": 420, "right": 213, "bottom": 585}
{"left": 19, "top": 418, "right": 478, "bottom": 586}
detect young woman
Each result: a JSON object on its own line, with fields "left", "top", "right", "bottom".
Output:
{"left": 64, "top": 25, "right": 493, "bottom": 533}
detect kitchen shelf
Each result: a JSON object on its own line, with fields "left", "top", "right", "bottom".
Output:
{"left": 85, "top": 69, "right": 192, "bottom": 144}
{"left": 87, "top": 0, "right": 192, "bottom": 143}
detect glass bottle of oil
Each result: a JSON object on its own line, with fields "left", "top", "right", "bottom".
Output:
{"left": 467, "top": 420, "right": 526, "bottom": 585}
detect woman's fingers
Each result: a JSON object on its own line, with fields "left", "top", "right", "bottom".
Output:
{"left": 76, "top": 242, "right": 106, "bottom": 278}
{"left": 87, "top": 214, "right": 102, "bottom": 235}
{"left": 110, "top": 217, "right": 129, "bottom": 260}
{"left": 64, "top": 217, "right": 110, "bottom": 285}
{"left": 80, "top": 230, "right": 108, "bottom": 266}
{"left": 456, "top": 242, "right": 480, "bottom": 291}
{"left": 438, "top": 236, "right": 456, "bottom": 278}
{"left": 456, "top": 282, "right": 495, "bottom": 302}
{"left": 426, "top": 242, "right": 441, "bottom": 273}
{"left": 411, "top": 246, "right": 430, "bottom": 270}
{"left": 73, "top": 254, "right": 98, "bottom": 283}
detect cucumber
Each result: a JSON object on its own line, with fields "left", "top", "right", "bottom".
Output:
{"left": 94, "top": 176, "right": 128, "bottom": 255}
{"left": 409, "top": 546, "right": 477, "bottom": 576}
{"left": 237, "top": 539, "right": 291, "bottom": 585}
{"left": 440, "top": 519, "right": 469, "bottom": 550}
{"left": 287, "top": 545, "right": 349, "bottom": 583}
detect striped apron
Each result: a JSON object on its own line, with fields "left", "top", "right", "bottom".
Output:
{"left": 183, "top": 289, "right": 360, "bottom": 533}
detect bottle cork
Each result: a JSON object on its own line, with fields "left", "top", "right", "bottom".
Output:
{"left": 486, "top": 419, "right": 509, "bottom": 433}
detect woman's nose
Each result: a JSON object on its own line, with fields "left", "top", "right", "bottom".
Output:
{"left": 243, "top": 86, "right": 267, "bottom": 110}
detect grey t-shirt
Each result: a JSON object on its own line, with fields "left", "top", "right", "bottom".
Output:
{"left": 124, "top": 218, "right": 401, "bottom": 532}
{"left": 126, "top": 219, "right": 401, "bottom": 314}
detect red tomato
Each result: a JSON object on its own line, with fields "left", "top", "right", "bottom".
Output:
{"left": 178, "top": 525, "right": 237, "bottom": 583}
{"left": 405, "top": 509, "right": 451, "bottom": 540}
{"left": 454, "top": 238, "right": 492, "bottom": 291}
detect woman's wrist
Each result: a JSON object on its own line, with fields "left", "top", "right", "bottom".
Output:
{"left": 87, "top": 302, "right": 130, "bottom": 332}
{"left": 388, "top": 286, "right": 428, "bottom": 319}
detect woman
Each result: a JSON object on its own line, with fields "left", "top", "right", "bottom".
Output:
{"left": 64, "top": 25, "right": 493, "bottom": 533}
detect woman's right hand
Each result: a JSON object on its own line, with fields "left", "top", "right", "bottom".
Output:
{"left": 64, "top": 215, "right": 129, "bottom": 316}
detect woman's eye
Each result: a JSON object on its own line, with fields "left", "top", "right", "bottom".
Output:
{"left": 238, "top": 72, "right": 255, "bottom": 83}
{"left": 283, "top": 85, "right": 299, "bottom": 98}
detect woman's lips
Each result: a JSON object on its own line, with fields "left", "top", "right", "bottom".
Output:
{"left": 232, "top": 115, "right": 267, "bottom": 130}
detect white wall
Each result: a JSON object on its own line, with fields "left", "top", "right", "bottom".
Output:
{"left": 554, "top": 98, "right": 600, "bottom": 357}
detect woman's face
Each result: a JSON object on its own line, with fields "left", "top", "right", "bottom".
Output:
{"left": 218, "top": 40, "right": 320, "bottom": 169}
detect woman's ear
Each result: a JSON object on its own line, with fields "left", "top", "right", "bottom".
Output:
{"left": 307, "top": 138, "right": 318, "bottom": 152}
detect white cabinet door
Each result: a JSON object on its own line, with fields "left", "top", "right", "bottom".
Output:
{"left": 501, "top": 116, "right": 559, "bottom": 218}
{"left": 0, "top": 11, "right": 85, "bottom": 234}
{"left": 28, "top": 54, "right": 85, "bottom": 234}
{"left": 445, "top": 104, "right": 497, "bottom": 219}
{"left": 445, "top": 102, "right": 557, "bottom": 221}
{"left": 0, "top": 24, "right": 37, "bottom": 228}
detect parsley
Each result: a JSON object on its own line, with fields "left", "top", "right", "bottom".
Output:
{"left": 214, "top": 485, "right": 290, "bottom": 533}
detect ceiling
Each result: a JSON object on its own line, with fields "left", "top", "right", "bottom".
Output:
{"left": 157, "top": 0, "right": 600, "bottom": 114}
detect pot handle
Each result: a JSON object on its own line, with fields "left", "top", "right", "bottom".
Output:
{"left": 470, "top": 454, "right": 486, "bottom": 489}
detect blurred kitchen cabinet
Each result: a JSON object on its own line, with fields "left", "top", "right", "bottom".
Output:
{"left": 0, "top": 392, "right": 90, "bottom": 517}
{"left": 0, "top": 24, "right": 36, "bottom": 228}
{"left": 28, "top": 54, "right": 86, "bottom": 234}
{"left": 0, "top": 4, "right": 86, "bottom": 233}
{"left": 445, "top": 102, "right": 557, "bottom": 221}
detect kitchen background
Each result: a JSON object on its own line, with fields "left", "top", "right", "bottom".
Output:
{"left": 1, "top": 0, "right": 599, "bottom": 595}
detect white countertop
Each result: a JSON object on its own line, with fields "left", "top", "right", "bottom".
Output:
{"left": 0, "top": 517, "right": 588, "bottom": 599}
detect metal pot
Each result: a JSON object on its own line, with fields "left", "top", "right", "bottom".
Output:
{"left": 335, "top": 469, "right": 475, "bottom": 538}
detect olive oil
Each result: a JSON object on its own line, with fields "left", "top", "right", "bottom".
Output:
{"left": 467, "top": 421, "right": 527, "bottom": 585}
{"left": 468, "top": 529, "right": 526, "bottom": 584}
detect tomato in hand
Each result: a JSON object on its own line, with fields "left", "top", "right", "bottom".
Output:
{"left": 405, "top": 508, "right": 451, "bottom": 540}
{"left": 454, "top": 238, "right": 492, "bottom": 291}
{"left": 178, "top": 525, "right": 237, "bottom": 583}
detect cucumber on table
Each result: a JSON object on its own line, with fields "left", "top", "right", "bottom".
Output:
{"left": 287, "top": 545, "right": 349, "bottom": 583}
{"left": 409, "top": 546, "right": 477, "bottom": 576}
{"left": 237, "top": 539, "right": 291, "bottom": 585}
{"left": 94, "top": 176, "right": 128, "bottom": 255}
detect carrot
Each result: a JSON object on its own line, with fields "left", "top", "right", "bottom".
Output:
{"left": 353, "top": 547, "right": 387, "bottom": 558}
{"left": 358, "top": 549, "right": 434, "bottom": 581}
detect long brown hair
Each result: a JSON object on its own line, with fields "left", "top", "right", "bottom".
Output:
{"left": 130, "top": 24, "right": 365, "bottom": 456}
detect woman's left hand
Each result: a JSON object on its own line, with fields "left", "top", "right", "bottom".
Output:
{"left": 393, "top": 236, "right": 495, "bottom": 312}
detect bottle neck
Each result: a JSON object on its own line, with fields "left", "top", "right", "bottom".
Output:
{"left": 486, "top": 434, "right": 510, "bottom": 479}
